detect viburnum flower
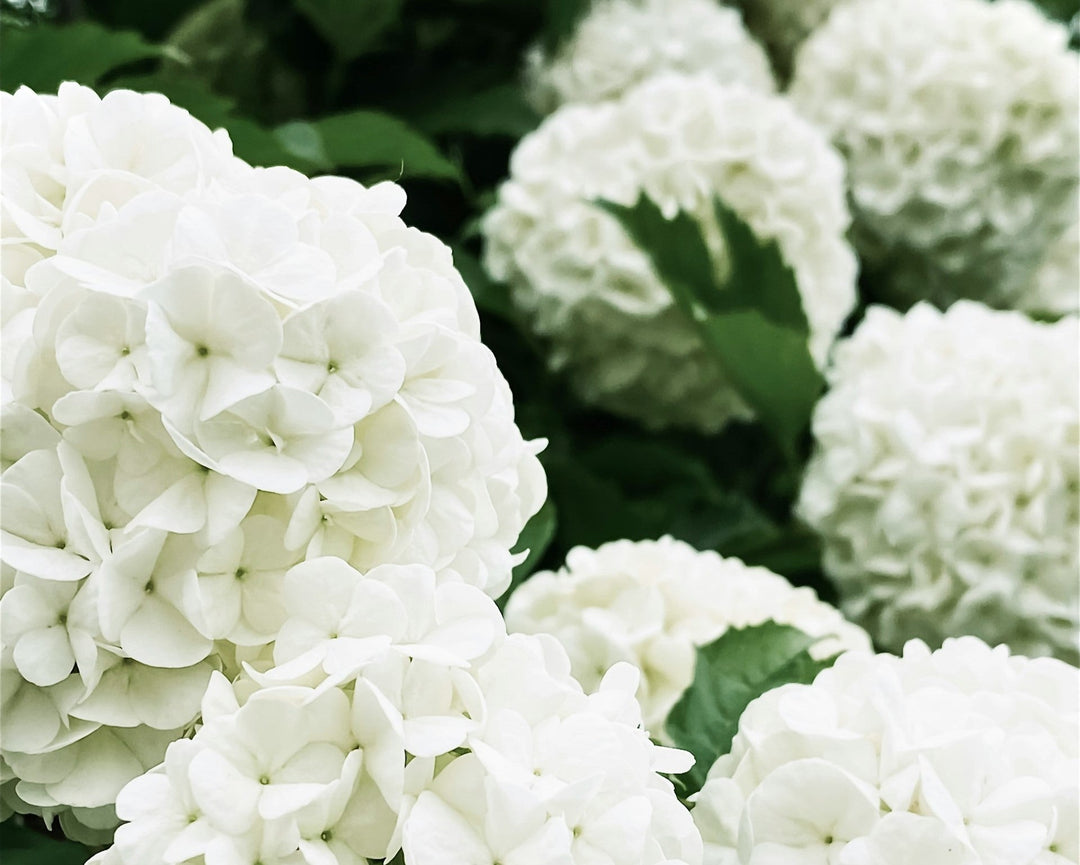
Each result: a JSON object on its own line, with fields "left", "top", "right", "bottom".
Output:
{"left": 483, "top": 73, "right": 857, "bottom": 433}
{"left": 505, "top": 536, "right": 871, "bottom": 735}
{"left": 0, "top": 82, "right": 545, "bottom": 837}
{"left": 90, "top": 557, "right": 704, "bottom": 865}
{"left": 693, "top": 637, "right": 1079, "bottom": 865}
{"left": 524, "top": 0, "right": 774, "bottom": 113}
{"left": 789, "top": 0, "right": 1079, "bottom": 311}
{"left": 797, "top": 301, "right": 1079, "bottom": 661}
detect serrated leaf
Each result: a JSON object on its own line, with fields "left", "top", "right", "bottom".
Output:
{"left": 1, "top": 21, "right": 161, "bottom": 92}
{"left": 0, "top": 820, "right": 93, "bottom": 865}
{"left": 501, "top": 498, "right": 558, "bottom": 605}
{"left": 665, "top": 622, "right": 838, "bottom": 794}
{"left": 294, "top": 0, "right": 402, "bottom": 60}
{"left": 597, "top": 194, "right": 823, "bottom": 460}
{"left": 311, "top": 111, "right": 462, "bottom": 182}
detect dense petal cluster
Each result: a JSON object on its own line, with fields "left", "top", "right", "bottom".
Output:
{"left": 524, "top": 0, "right": 774, "bottom": 113}
{"left": 505, "top": 537, "right": 871, "bottom": 734}
{"left": 483, "top": 73, "right": 857, "bottom": 432}
{"left": 693, "top": 638, "right": 1079, "bottom": 865}
{"left": 0, "top": 83, "right": 544, "bottom": 833}
{"left": 797, "top": 302, "right": 1079, "bottom": 661}
{"left": 89, "top": 557, "right": 703, "bottom": 865}
{"left": 789, "top": 0, "right": 1080, "bottom": 310}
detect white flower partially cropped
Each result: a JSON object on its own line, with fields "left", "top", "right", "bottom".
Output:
{"left": 524, "top": 0, "right": 774, "bottom": 113}
{"left": 693, "top": 637, "right": 1080, "bottom": 865}
{"left": 798, "top": 301, "right": 1079, "bottom": 662}
{"left": 92, "top": 558, "right": 703, "bottom": 865}
{"left": 484, "top": 73, "right": 857, "bottom": 433}
{"left": 505, "top": 536, "right": 870, "bottom": 735}
{"left": 0, "top": 82, "right": 545, "bottom": 837}
{"left": 789, "top": 0, "right": 1079, "bottom": 311}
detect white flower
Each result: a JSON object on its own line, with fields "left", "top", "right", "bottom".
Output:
{"left": 693, "top": 638, "right": 1080, "bottom": 865}
{"left": 483, "top": 73, "right": 857, "bottom": 432}
{"left": 1022, "top": 220, "right": 1079, "bottom": 319}
{"left": 98, "top": 562, "right": 702, "bottom": 865}
{"left": 789, "top": 0, "right": 1080, "bottom": 310}
{"left": 524, "top": 0, "right": 774, "bottom": 113}
{"left": 797, "top": 302, "right": 1079, "bottom": 661}
{"left": 506, "top": 536, "right": 871, "bottom": 735}
{"left": 1, "top": 82, "right": 545, "bottom": 839}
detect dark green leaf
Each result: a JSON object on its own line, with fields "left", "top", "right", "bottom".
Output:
{"left": 544, "top": 0, "right": 592, "bottom": 51}
{"left": 699, "top": 310, "right": 823, "bottom": 462}
{"left": 1, "top": 21, "right": 161, "bottom": 92}
{"left": 412, "top": 83, "right": 539, "bottom": 138}
{"left": 666, "top": 622, "right": 838, "bottom": 794}
{"left": 501, "top": 498, "right": 558, "bottom": 605}
{"left": 711, "top": 198, "right": 808, "bottom": 331}
{"left": 312, "top": 111, "right": 462, "bottom": 182}
{"left": 0, "top": 820, "right": 93, "bottom": 865}
{"left": 294, "top": 0, "right": 402, "bottom": 60}
{"left": 452, "top": 246, "right": 516, "bottom": 320}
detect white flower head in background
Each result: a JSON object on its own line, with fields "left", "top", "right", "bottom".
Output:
{"left": 505, "top": 536, "right": 871, "bottom": 735}
{"left": 524, "top": 0, "right": 775, "bottom": 113}
{"left": 92, "top": 558, "right": 704, "bottom": 865}
{"left": 483, "top": 73, "right": 857, "bottom": 433}
{"left": 789, "top": 0, "right": 1079, "bottom": 312}
{"left": 0, "top": 82, "right": 545, "bottom": 837}
{"left": 693, "top": 637, "right": 1079, "bottom": 865}
{"left": 798, "top": 301, "right": 1079, "bottom": 661}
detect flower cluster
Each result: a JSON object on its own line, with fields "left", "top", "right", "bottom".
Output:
{"left": 89, "top": 557, "right": 703, "bottom": 865}
{"left": 789, "top": 0, "right": 1079, "bottom": 311}
{"left": 797, "top": 301, "right": 1079, "bottom": 662}
{"left": 693, "top": 637, "right": 1079, "bottom": 865}
{"left": 0, "top": 83, "right": 544, "bottom": 834}
{"left": 505, "top": 537, "right": 871, "bottom": 734}
{"left": 523, "top": 0, "right": 774, "bottom": 113}
{"left": 483, "top": 73, "right": 857, "bottom": 433}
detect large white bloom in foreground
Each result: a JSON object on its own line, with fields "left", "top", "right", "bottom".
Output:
{"left": 0, "top": 83, "right": 544, "bottom": 836}
{"left": 90, "top": 557, "right": 703, "bottom": 865}
{"left": 484, "top": 74, "right": 857, "bottom": 432}
{"left": 505, "top": 537, "right": 871, "bottom": 735}
{"left": 693, "top": 638, "right": 1079, "bottom": 865}
{"left": 524, "top": 0, "right": 775, "bottom": 113}
{"left": 798, "top": 302, "right": 1079, "bottom": 662}
{"left": 789, "top": 0, "right": 1079, "bottom": 311}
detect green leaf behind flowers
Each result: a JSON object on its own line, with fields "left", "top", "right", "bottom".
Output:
{"left": 0, "top": 820, "right": 93, "bottom": 865}
{"left": 597, "top": 194, "right": 824, "bottom": 461}
{"left": 665, "top": 622, "right": 839, "bottom": 795}
{"left": 500, "top": 497, "right": 558, "bottom": 606}
{"left": 294, "top": 0, "right": 403, "bottom": 60}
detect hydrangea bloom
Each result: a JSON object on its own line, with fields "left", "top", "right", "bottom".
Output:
{"left": 524, "top": 0, "right": 774, "bottom": 113}
{"left": 0, "top": 83, "right": 544, "bottom": 836}
{"left": 693, "top": 637, "right": 1079, "bottom": 865}
{"left": 89, "top": 557, "right": 703, "bottom": 865}
{"left": 797, "top": 302, "right": 1079, "bottom": 662}
{"left": 789, "top": 0, "right": 1080, "bottom": 310}
{"left": 505, "top": 537, "right": 871, "bottom": 735}
{"left": 483, "top": 74, "right": 857, "bottom": 432}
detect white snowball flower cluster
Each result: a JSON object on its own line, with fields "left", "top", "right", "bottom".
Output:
{"left": 483, "top": 73, "right": 857, "bottom": 433}
{"left": 505, "top": 536, "right": 871, "bottom": 734}
{"left": 88, "top": 556, "right": 703, "bottom": 865}
{"left": 0, "top": 83, "right": 544, "bottom": 835}
{"left": 789, "top": 0, "right": 1080, "bottom": 311}
{"left": 797, "top": 301, "right": 1079, "bottom": 662}
{"left": 693, "top": 637, "right": 1079, "bottom": 865}
{"left": 523, "top": 0, "right": 775, "bottom": 113}
{"left": 731, "top": 0, "right": 848, "bottom": 75}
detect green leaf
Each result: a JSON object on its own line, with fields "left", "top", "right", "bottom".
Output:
{"left": 451, "top": 245, "right": 515, "bottom": 320}
{"left": 294, "top": 0, "right": 402, "bottom": 60}
{"left": 275, "top": 120, "right": 333, "bottom": 171}
{"left": 1, "top": 21, "right": 161, "bottom": 92}
{"left": 0, "top": 820, "right": 93, "bottom": 865}
{"left": 310, "top": 111, "right": 463, "bottom": 182}
{"left": 501, "top": 498, "right": 558, "bottom": 605}
{"left": 665, "top": 622, "right": 838, "bottom": 794}
{"left": 597, "top": 194, "right": 823, "bottom": 460}
{"left": 544, "top": 0, "right": 592, "bottom": 51}
{"left": 412, "top": 83, "right": 540, "bottom": 138}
